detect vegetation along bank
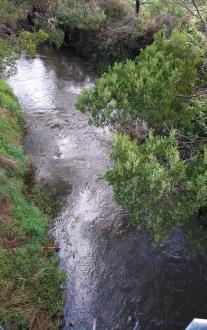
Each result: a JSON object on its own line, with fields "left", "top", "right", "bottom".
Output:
{"left": 0, "top": 80, "right": 64, "bottom": 329}
{"left": 76, "top": 0, "right": 207, "bottom": 255}
{"left": 1, "top": 0, "right": 207, "bottom": 328}
{"left": 0, "top": 1, "right": 65, "bottom": 328}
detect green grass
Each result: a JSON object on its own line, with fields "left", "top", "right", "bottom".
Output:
{"left": 0, "top": 80, "right": 64, "bottom": 329}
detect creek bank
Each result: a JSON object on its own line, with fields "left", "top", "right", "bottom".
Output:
{"left": 64, "top": 23, "right": 154, "bottom": 72}
{"left": 0, "top": 80, "right": 64, "bottom": 329}
{"left": 25, "top": 0, "right": 154, "bottom": 72}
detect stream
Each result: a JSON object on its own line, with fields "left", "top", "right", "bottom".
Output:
{"left": 8, "top": 47, "right": 207, "bottom": 330}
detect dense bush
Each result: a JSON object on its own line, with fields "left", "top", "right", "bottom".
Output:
{"left": 32, "top": 0, "right": 108, "bottom": 50}
{"left": 76, "top": 30, "right": 203, "bottom": 131}
{"left": 55, "top": 0, "right": 106, "bottom": 30}
{"left": 77, "top": 28, "right": 207, "bottom": 254}
{"left": 139, "top": 0, "right": 207, "bottom": 33}
{"left": 0, "top": 0, "right": 27, "bottom": 26}
{"left": 101, "top": 0, "right": 133, "bottom": 21}
{"left": 106, "top": 131, "right": 207, "bottom": 253}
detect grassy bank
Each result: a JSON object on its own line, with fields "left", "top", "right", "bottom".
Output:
{"left": 0, "top": 80, "right": 64, "bottom": 329}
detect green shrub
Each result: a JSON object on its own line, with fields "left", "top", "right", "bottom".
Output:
{"left": 18, "top": 30, "right": 49, "bottom": 55}
{"left": 106, "top": 131, "right": 207, "bottom": 253}
{"left": 77, "top": 29, "right": 203, "bottom": 131}
{"left": 0, "top": 0, "right": 26, "bottom": 25}
{"left": 77, "top": 28, "right": 207, "bottom": 254}
{"left": 49, "top": 29, "right": 65, "bottom": 49}
{"left": 102, "top": 0, "right": 133, "bottom": 21}
{"left": 55, "top": 0, "right": 106, "bottom": 30}
{"left": 0, "top": 30, "right": 49, "bottom": 78}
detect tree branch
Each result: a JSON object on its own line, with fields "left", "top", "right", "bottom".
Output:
{"left": 176, "top": 88, "right": 207, "bottom": 98}
{"left": 191, "top": 0, "right": 207, "bottom": 34}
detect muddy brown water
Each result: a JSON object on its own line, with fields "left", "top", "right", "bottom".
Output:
{"left": 8, "top": 48, "right": 207, "bottom": 330}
